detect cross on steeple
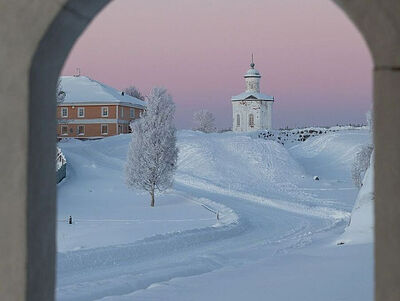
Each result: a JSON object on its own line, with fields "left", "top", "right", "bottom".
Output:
{"left": 250, "top": 53, "right": 255, "bottom": 68}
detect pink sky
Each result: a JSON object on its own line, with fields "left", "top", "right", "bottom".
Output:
{"left": 62, "top": 0, "right": 373, "bottom": 129}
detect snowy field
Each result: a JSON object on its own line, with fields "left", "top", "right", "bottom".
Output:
{"left": 57, "top": 128, "right": 373, "bottom": 301}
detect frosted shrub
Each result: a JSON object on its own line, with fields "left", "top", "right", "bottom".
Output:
{"left": 125, "top": 87, "right": 178, "bottom": 207}
{"left": 193, "top": 109, "right": 216, "bottom": 133}
{"left": 352, "top": 144, "right": 373, "bottom": 188}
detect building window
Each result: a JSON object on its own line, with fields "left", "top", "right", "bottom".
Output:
{"left": 120, "top": 107, "right": 124, "bottom": 118}
{"left": 101, "top": 124, "right": 108, "bottom": 135}
{"left": 130, "top": 108, "right": 134, "bottom": 118}
{"left": 77, "top": 125, "right": 85, "bottom": 136}
{"left": 61, "top": 107, "right": 68, "bottom": 118}
{"left": 236, "top": 114, "right": 240, "bottom": 127}
{"left": 102, "top": 107, "right": 109, "bottom": 117}
{"left": 61, "top": 125, "right": 68, "bottom": 135}
{"left": 249, "top": 114, "right": 254, "bottom": 127}
{"left": 77, "top": 107, "right": 85, "bottom": 118}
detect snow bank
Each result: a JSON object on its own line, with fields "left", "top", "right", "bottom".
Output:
{"left": 289, "top": 129, "right": 371, "bottom": 182}
{"left": 338, "top": 153, "right": 374, "bottom": 245}
{"left": 188, "top": 196, "right": 238, "bottom": 227}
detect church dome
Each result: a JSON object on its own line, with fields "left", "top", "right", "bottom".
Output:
{"left": 244, "top": 59, "right": 261, "bottom": 78}
{"left": 244, "top": 67, "right": 261, "bottom": 78}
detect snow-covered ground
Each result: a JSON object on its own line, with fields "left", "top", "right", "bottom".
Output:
{"left": 57, "top": 136, "right": 226, "bottom": 252}
{"left": 57, "top": 127, "right": 373, "bottom": 301}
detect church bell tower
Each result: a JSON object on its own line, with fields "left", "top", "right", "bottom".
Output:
{"left": 231, "top": 55, "right": 275, "bottom": 132}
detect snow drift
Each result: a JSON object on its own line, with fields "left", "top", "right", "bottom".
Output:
{"left": 339, "top": 153, "right": 374, "bottom": 244}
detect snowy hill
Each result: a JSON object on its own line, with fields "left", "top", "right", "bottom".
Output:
{"left": 57, "top": 127, "right": 373, "bottom": 301}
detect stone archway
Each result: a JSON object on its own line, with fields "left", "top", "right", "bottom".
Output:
{"left": 0, "top": 1, "right": 399, "bottom": 300}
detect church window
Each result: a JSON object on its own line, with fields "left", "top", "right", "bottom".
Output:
{"left": 236, "top": 114, "right": 240, "bottom": 126}
{"left": 249, "top": 114, "right": 254, "bottom": 127}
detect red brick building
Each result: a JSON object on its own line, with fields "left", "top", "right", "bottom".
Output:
{"left": 57, "top": 75, "right": 146, "bottom": 139}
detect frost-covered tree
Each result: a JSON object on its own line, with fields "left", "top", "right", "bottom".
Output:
{"left": 126, "top": 87, "right": 178, "bottom": 207}
{"left": 56, "top": 78, "right": 66, "bottom": 103}
{"left": 124, "top": 85, "right": 145, "bottom": 101}
{"left": 193, "top": 109, "right": 216, "bottom": 133}
{"left": 352, "top": 144, "right": 373, "bottom": 188}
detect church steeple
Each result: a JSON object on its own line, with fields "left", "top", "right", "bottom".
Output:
{"left": 244, "top": 55, "right": 261, "bottom": 92}
{"left": 231, "top": 56, "right": 274, "bottom": 132}
{"left": 250, "top": 53, "right": 255, "bottom": 68}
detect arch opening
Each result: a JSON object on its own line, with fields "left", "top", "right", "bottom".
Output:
{"left": 3, "top": 0, "right": 396, "bottom": 300}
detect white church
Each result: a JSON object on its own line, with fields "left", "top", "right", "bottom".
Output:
{"left": 232, "top": 57, "right": 274, "bottom": 132}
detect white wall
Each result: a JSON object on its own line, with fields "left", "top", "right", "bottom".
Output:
{"left": 232, "top": 100, "right": 273, "bottom": 132}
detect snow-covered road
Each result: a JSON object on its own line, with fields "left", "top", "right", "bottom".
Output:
{"left": 56, "top": 129, "right": 373, "bottom": 301}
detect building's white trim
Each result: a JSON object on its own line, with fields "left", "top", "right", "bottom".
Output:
{"left": 116, "top": 105, "right": 119, "bottom": 133}
{"left": 58, "top": 102, "right": 145, "bottom": 109}
{"left": 118, "top": 119, "right": 131, "bottom": 124}
{"left": 58, "top": 118, "right": 117, "bottom": 124}
{"left": 57, "top": 136, "right": 111, "bottom": 140}
{"left": 57, "top": 118, "right": 132, "bottom": 125}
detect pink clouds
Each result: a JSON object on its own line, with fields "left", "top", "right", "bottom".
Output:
{"left": 62, "top": 0, "right": 372, "bottom": 129}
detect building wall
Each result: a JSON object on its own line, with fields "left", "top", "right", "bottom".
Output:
{"left": 245, "top": 77, "right": 260, "bottom": 92}
{"left": 57, "top": 104, "right": 144, "bottom": 138}
{"left": 58, "top": 123, "right": 117, "bottom": 138}
{"left": 232, "top": 100, "right": 273, "bottom": 132}
{"left": 57, "top": 104, "right": 117, "bottom": 119}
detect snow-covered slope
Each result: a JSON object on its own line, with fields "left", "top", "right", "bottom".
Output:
{"left": 339, "top": 153, "right": 374, "bottom": 244}
{"left": 57, "top": 128, "right": 373, "bottom": 301}
{"left": 289, "top": 128, "right": 370, "bottom": 181}
{"left": 57, "top": 135, "right": 221, "bottom": 252}
{"left": 177, "top": 130, "right": 305, "bottom": 198}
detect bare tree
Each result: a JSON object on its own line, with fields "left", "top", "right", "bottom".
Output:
{"left": 125, "top": 87, "right": 178, "bottom": 207}
{"left": 56, "top": 78, "right": 66, "bottom": 103}
{"left": 352, "top": 144, "right": 373, "bottom": 188}
{"left": 193, "top": 109, "right": 216, "bottom": 133}
{"left": 124, "top": 85, "right": 145, "bottom": 101}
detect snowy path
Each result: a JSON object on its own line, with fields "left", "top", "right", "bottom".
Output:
{"left": 56, "top": 129, "right": 372, "bottom": 301}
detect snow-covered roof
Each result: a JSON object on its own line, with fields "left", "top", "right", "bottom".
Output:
{"left": 59, "top": 76, "right": 146, "bottom": 108}
{"left": 244, "top": 68, "right": 261, "bottom": 78}
{"left": 231, "top": 91, "right": 274, "bottom": 101}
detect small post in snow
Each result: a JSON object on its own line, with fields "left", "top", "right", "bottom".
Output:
{"left": 216, "top": 211, "right": 220, "bottom": 221}
{"left": 68, "top": 216, "right": 73, "bottom": 225}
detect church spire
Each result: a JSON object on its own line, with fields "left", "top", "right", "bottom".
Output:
{"left": 250, "top": 53, "right": 255, "bottom": 68}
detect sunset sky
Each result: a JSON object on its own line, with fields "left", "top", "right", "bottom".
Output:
{"left": 62, "top": 0, "right": 373, "bottom": 129}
